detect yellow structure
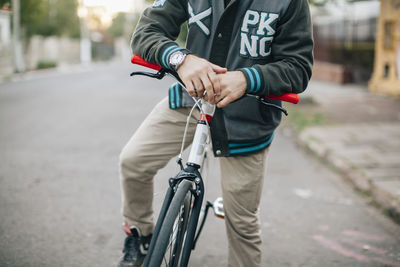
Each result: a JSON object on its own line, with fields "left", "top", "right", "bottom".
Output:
{"left": 369, "top": 0, "right": 400, "bottom": 96}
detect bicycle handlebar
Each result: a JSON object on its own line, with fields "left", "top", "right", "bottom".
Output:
{"left": 131, "top": 54, "right": 299, "bottom": 104}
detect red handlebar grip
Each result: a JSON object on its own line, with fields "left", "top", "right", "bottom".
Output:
{"left": 265, "top": 93, "right": 299, "bottom": 104}
{"left": 131, "top": 54, "right": 162, "bottom": 71}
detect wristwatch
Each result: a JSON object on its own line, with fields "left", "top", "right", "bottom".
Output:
{"left": 169, "top": 50, "right": 188, "bottom": 71}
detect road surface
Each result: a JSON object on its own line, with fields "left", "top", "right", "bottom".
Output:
{"left": 0, "top": 62, "right": 399, "bottom": 266}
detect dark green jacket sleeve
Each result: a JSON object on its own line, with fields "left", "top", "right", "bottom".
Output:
{"left": 240, "top": 0, "right": 314, "bottom": 96}
{"left": 131, "top": 0, "right": 189, "bottom": 69}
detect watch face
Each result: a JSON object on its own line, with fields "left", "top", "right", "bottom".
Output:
{"left": 170, "top": 52, "right": 185, "bottom": 66}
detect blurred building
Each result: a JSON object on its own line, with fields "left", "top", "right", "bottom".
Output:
{"left": 312, "top": 0, "right": 380, "bottom": 84}
{"left": 80, "top": 0, "right": 147, "bottom": 62}
{"left": 369, "top": 0, "right": 400, "bottom": 96}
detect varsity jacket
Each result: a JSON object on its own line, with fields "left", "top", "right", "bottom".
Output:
{"left": 131, "top": 0, "right": 313, "bottom": 157}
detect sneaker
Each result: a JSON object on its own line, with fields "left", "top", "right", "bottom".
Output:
{"left": 118, "top": 226, "right": 152, "bottom": 267}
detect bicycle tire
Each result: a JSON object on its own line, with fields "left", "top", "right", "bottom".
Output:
{"left": 148, "top": 179, "right": 194, "bottom": 267}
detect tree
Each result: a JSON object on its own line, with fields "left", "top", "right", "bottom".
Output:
{"left": 1, "top": 0, "right": 80, "bottom": 38}
{"left": 107, "top": 12, "right": 127, "bottom": 39}
{"left": 49, "top": 0, "right": 80, "bottom": 38}
{"left": 0, "top": 0, "right": 10, "bottom": 7}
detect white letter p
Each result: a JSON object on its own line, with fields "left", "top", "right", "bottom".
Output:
{"left": 241, "top": 10, "right": 260, "bottom": 33}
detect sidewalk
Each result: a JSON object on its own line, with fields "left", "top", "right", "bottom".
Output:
{"left": 294, "top": 80, "right": 400, "bottom": 222}
{"left": 0, "top": 60, "right": 124, "bottom": 85}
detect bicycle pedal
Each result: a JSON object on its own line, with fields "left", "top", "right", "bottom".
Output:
{"left": 213, "top": 197, "right": 225, "bottom": 219}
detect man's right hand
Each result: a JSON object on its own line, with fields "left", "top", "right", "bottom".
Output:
{"left": 177, "top": 55, "right": 227, "bottom": 104}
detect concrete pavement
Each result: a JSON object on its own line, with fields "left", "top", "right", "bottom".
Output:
{"left": 297, "top": 80, "right": 400, "bottom": 222}
{"left": 0, "top": 63, "right": 399, "bottom": 266}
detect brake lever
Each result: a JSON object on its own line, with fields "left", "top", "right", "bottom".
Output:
{"left": 130, "top": 70, "right": 167, "bottom": 80}
{"left": 244, "top": 94, "right": 289, "bottom": 116}
{"left": 259, "top": 99, "right": 288, "bottom": 116}
{"left": 130, "top": 69, "right": 185, "bottom": 86}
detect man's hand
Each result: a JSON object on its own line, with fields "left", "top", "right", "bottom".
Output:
{"left": 213, "top": 71, "right": 247, "bottom": 108}
{"left": 177, "top": 55, "right": 227, "bottom": 104}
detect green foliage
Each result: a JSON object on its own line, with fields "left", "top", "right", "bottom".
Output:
{"left": 341, "top": 43, "right": 375, "bottom": 67}
{"left": 288, "top": 110, "right": 327, "bottom": 131}
{"left": 36, "top": 60, "right": 57, "bottom": 69}
{"left": 177, "top": 22, "right": 188, "bottom": 46}
{"left": 50, "top": 0, "right": 80, "bottom": 38}
{"left": 309, "top": 0, "right": 328, "bottom": 6}
{"left": 0, "top": 0, "right": 10, "bottom": 7}
{"left": 107, "top": 12, "right": 127, "bottom": 38}
{"left": 4, "top": 0, "right": 80, "bottom": 38}
{"left": 285, "top": 100, "right": 328, "bottom": 132}
{"left": 308, "top": 0, "right": 336, "bottom": 6}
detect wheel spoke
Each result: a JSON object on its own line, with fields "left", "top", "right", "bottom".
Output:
{"left": 162, "top": 203, "right": 186, "bottom": 266}
{"left": 151, "top": 180, "right": 194, "bottom": 267}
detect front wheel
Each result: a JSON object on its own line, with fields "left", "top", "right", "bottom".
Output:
{"left": 148, "top": 180, "right": 194, "bottom": 267}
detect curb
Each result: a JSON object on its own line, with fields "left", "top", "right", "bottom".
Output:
{"left": 298, "top": 127, "right": 400, "bottom": 224}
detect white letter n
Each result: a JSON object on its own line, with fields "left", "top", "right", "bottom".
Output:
{"left": 240, "top": 33, "right": 259, "bottom": 57}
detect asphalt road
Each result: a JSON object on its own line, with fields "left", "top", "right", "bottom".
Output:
{"left": 0, "top": 61, "right": 399, "bottom": 267}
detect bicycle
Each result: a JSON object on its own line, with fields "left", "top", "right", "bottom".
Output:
{"left": 129, "top": 54, "right": 299, "bottom": 267}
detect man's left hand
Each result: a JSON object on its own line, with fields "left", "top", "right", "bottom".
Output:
{"left": 211, "top": 71, "right": 247, "bottom": 108}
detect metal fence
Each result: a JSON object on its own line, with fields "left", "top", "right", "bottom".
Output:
{"left": 313, "top": 17, "right": 377, "bottom": 83}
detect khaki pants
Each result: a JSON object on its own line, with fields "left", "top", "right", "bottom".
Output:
{"left": 120, "top": 97, "right": 268, "bottom": 267}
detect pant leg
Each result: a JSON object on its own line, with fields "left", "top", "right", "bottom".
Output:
{"left": 119, "top": 97, "right": 198, "bottom": 236}
{"left": 219, "top": 148, "right": 269, "bottom": 267}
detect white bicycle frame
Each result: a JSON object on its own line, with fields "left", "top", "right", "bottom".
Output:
{"left": 183, "top": 99, "right": 214, "bottom": 166}
{"left": 175, "top": 89, "right": 225, "bottom": 219}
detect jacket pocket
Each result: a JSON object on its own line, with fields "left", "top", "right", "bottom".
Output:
{"left": 259, "top": 98, "right": 282, "bottom": 125}
{"left": 223, "top": 96, "right": 279, "bottom": 142}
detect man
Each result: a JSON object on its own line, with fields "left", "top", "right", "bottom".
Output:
{"left": 118, "top": 0, "right": 313, "bottom": 266}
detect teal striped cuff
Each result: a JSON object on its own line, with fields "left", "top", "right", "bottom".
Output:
{"left": 239, "top": 67, "right": 264, "bottom": 95}
{"left": 168, "top": 82, "right": 182, "bottom": 109}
